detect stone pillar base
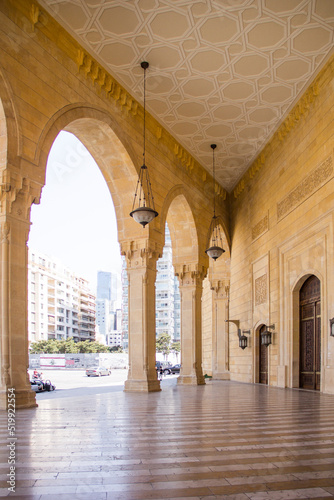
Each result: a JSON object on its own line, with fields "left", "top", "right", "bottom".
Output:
{"left": 0, "top": 389, "right": 37, "bottom": 410}
{"left": 213, "top": 371, "right": 230, "bottom": 380}
{"left": 124, "top": 379, "right": 161, "bottom": 392}
{"left": 177, "top": 375, "right": 206, "bottom": 386}
{"left": 277, "top": 365, "right": 287, "bottom": 388}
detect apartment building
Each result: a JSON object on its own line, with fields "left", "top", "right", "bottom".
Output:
{"left": 28, "top": 249, "right": 96, "bottom": 345}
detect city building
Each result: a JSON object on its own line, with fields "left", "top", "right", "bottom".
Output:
{"left": 155, "top": 225, "right": 180, "bottom": 342}
{"left": 28, "top": 249, "right": 96, "bottom": 345}
{"left": 96, "top": 270, "right": 120, "bottom": 345}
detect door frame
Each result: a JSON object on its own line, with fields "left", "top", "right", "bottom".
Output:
{"left": 291, "top": 272, "right": 323, "bottom": 390}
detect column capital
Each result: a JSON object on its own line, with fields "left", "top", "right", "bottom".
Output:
{"left": 174, "top": 263, "right": 207, "bottom": 287}
{"left": 0, "top": 172, "right": 42, "bottom": 220}
{"left": 210, "top": 279, "right": 230, "bottom": 299}
{"left": 120, "top": 239, "right": 163, "bottom": 270}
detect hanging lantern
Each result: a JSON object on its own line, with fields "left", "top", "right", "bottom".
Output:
{"left": 239, "top": 334, "right": 248, "bottom": 350}
{"left": 205, "top": 144, "right": 225, "bottom": 260}
{"left": 130, "top": 61, "right": 158, "bottom": 228}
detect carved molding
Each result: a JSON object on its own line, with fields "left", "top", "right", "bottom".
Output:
{"left": 252, "top": 213, "right": 269, "bottom": 242}
{"left": 120, "top": 239, "right": 163, "bottom": 270}
{"left": 255, "top": 274, "right": 267, "bottom": 306}
{"left": 174, "top": 263, "right": 207, "bottom": 286}
{"left": 277, "top": 155, "right": 333, "bottom": 221}
{"left": 210, "top": 279, "right": 230, "bottom": 299}
{"left": 29, "top": 4, "right": 41, "bottom": 31}
{"left": 0, "top": 173, "right": 41, "bottom": 221}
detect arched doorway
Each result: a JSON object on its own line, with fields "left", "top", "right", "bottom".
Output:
{"left": 299, "top": 275, "right": 321, "bottom": 390}
{"left": 258, "top": 324, "right": 268, "bottom": 385}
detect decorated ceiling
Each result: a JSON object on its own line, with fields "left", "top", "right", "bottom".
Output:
{"left": 39, "top": 0, "right": 334, "bottom": 191}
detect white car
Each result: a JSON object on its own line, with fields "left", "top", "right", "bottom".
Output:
{"left": 86, "top": 367, "right": 110, "bottom": 377}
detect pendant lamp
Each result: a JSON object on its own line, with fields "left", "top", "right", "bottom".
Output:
{"left": 130, "top": 61, "right": 158, "bottom": 228}
{"left": 205, "top": 144, "right": 225, "bottom": 260}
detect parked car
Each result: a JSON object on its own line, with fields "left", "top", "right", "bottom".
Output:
{"left": 30, "top": 380, "right": 43, "bottom": 392}
{"left": 164, "top": 364, "right": 181, "bottom": 375}
{"left": 86, "top": 366, "right": 110, "bottom": 377}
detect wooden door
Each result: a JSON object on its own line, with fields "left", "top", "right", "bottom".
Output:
{"left": 299, "top": 276, "right": 321, "bottom": 390}
{"left": 259, "top": 325, "right": 268, "bottom": 384}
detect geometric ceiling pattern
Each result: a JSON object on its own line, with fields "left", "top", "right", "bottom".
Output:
{"left": 39, "top": 0, "right": 334, "bottom": 191}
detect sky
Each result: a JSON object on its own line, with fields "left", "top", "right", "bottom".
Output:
{"left": 28, "top": 131, "right": 123, "bottom": 294}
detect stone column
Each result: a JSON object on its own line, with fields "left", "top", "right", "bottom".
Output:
{"left": 175, "top": 264, "right": 207, "bottom": 386}
{"left": 211, "top": 279, "right": 230, "bottom": 380}
{"left": 0, "top": 175, "right": 40, "bottom": 409}
{"left": 122, "top": 240, "right": 162, "bottom": 392}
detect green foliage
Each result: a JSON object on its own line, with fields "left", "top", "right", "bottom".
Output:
{"left": 156, "top": 332, "right": 171, "bottom": 356}
{"left": 171, "top": 341, "right": 181, "bottom": 353}
{"left": 29, "top": 339, "right": 109, "bottom": 354}
{"left": 108, "top": 345, "right": 123, "bottom": 353}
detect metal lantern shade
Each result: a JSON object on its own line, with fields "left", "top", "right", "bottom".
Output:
{"left": 239, "top": 334, "right": 248, "bottom": 350}
{"left": 206, "top": 245, "right": 225, "bottom": 261}
{"left": 261, "top": 329, "right": 272, "bottom": 347}
{"left": 130, "top": 206, "right": 158, "bottom": 227}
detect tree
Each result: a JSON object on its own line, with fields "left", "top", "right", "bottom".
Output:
{"left": 29, "top": 339, "right": 109, "bottom": 354}
{"left": 171, "top": 341, "right": 181, "bottom": 362}
{"left": 156, "top": 332, "right": 171, "bottom": 359}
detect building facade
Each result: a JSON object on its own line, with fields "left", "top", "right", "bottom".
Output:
{"left": 28, "top": 250, "right": 96, "bottom": 345}
{"left": 155, "top": 225, "right": 180, "bottom": 342}
{"left": 96, "top": 270, "right": 120, "bottom": 345}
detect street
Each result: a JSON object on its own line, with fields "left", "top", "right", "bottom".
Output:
{"left": 29, "top": 369, "right": 177, "bottom": 400}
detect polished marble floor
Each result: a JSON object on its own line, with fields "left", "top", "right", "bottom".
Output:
{"left": 1, "top": 378, "right": 334, "bottom": 499}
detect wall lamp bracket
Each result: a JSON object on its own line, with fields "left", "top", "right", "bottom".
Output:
{"left": 225, "top": 320, "right": 251, "bottom": 349}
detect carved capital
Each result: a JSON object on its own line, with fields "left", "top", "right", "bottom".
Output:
{"left": 210, "top": 279, "right": 230, "bottom": 299}
{"left": 0, "top": 173, "right": 41, "bottom": 220}
{"left": 121, "top": 239, "right": 163, "bottom": 270}
{"left": 174, "top": 263, "right": 207, "bottom": 287}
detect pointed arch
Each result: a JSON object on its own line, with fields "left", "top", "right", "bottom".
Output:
{"left": 291, "top": 271, "right": 323, "bottom": 389}
{"left": 34, "top": 104, "right": 147, "bottom": 243}
{"left": 159, "top": 185, "right": 199, "bottom": 267}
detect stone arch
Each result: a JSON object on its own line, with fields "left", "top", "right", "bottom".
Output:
{"left": 34, "top": 104, "right": 149, "bottom": 243}
{"left": 160, "top": 185, "right": 200, "bottom": 267}
{"left": 291, "top": 271, "right": 323, "bottom": 388}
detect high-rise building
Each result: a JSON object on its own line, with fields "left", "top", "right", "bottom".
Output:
{"left": 97, "top": 271, "right": 112, "bottom": 300}
{"left": 28, "top": 249, "right": 96, "bottom": 345}
{"left": 155, "top": 226, "right": 180, "bottom": 342}
{"left": 96, "top": 270, "right": 120, "bottom": 345}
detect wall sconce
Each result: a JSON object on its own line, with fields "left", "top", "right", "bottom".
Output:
{"left": 261, "top": 324, "right": 275, "bottom": 347}
{"left": 240, "top": 330, "right": 251, "bottom": 350}
{"left": 225, "top": 320, "right": 250, "bottom": 350}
